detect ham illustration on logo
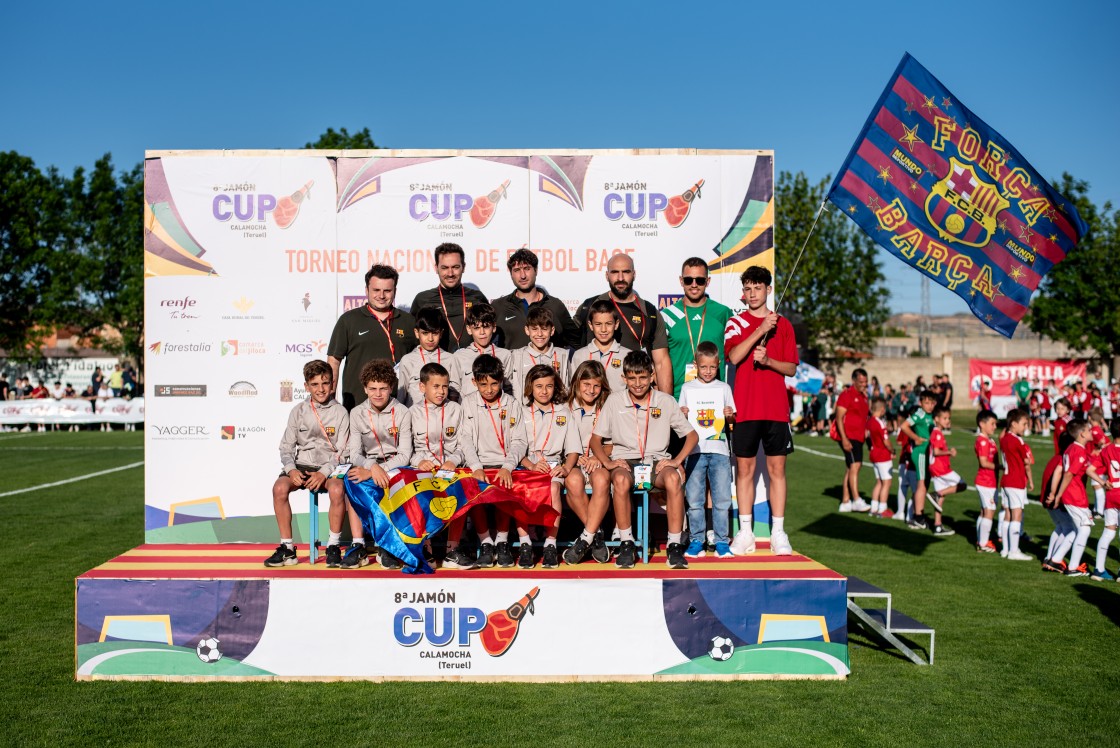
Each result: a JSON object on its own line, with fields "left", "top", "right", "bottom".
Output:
{"left": 479, "top": 586, "right": 539, "bottom": 657}
{"left": 664, "top": 179, "right": 704, "bottom": 228}
{"left": 273, "top": 180, "right": 313, "bottom": 229}
{"left": 469, "top": 179, "right": 510, "bottom": 229}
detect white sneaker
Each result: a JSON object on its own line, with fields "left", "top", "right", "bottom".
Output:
{"left": 770, "top": 530, "right": 793, "bottom": 556}
{"left": 730, "top": 529, "right": 756, "bottom": 555}
{"left": 1042, "top": 429, "right": 1051, "bottom": 437}
{"left": 1006, "top": 550, "right": 1033, "bottom": 561}
{"left": 851, "top": 497, "right": 872, "bottom": 512}
{"left": 705, "top": 530, "right": 715, "bottom": 548}
{"left": 838, "top": 502, "right": 854, "bottom": 513}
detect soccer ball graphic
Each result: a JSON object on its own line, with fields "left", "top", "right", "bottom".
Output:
{"left": 196, "top": 637, "right": 222, "bottom": 663}
{"left": 708, "top": 635, "right": 735, "bottom": 661}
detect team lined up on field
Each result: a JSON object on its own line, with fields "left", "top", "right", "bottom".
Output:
{"left": 266, "top": 246, "right": 801, "bottom": 572}
{"left": 832, "top": 368, "right": 1120, "bottom": 580}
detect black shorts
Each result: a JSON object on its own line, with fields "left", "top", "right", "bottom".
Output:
{"left": 732, "top": 420, "right": 793, "bottom": 458}
{"left": 840, "top": 440, "right": 864, "bottom": 466}
{"left": 279, "top": 463, "right": 322, "bottom": 478}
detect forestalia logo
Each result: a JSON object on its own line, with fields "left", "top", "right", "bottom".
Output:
{"left": 393, "top": 587, "right": 540, "bottom": 660}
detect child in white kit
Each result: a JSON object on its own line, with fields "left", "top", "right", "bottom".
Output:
{"left": 678, "top": 342, "right": 735, "bottom": 557}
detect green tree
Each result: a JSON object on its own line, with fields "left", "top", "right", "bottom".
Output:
{"left": 1028, "top": 173, "right": 1120, "bottom": 361}
{"left": 304, "top": 127, "right": 380, "bottom": 150}
{"left": 774, "top": 171, "right": 890, "bottom": 360}
{"left": 0, "top": 151, "right": 73, "bottom": 357}
{"left": 70, "top": 155, "right": 146, "bottom": 366}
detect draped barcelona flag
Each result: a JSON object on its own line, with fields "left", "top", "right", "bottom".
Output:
{"left": 344, "top": 468, "right": 558, "bottom": 574}
{"left": 827, "top": 53, "right": 1088, "bottom": 338}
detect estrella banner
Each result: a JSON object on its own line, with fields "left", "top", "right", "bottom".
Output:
{"left": 826, "top": 53, "right": 1088, "bottom": 338}
{"left": 344, "top": 468, "right": 558, "bottom": 574}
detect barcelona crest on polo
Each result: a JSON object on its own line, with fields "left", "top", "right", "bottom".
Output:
{"left": 650, "top": 407, "right": 662, "bottom": 419}
{"left": 445, "top": 426, "right": 457, "bottom": 437}
{"left": 555, "top": 415, "right": 566, "bottom": 426}
{"left": 924, "top": 158, "right": 1009, "bottom": 248}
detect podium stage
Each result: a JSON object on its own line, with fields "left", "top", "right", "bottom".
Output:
{"left": 76, "top": 541, "right": 849, "bottom": 681}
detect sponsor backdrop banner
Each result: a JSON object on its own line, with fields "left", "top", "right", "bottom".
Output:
{"left": 145, "top": 150, "right": 774, "bottom": 542}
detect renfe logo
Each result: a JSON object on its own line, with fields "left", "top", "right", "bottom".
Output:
{"left": 393, "top": 587, "right": 540, "bottom": 658}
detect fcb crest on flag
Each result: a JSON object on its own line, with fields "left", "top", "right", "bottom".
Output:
{"left": 826, "top": 53, "right": 1088, "bottom": 338}
{"left": 925, "top": 158, "right": 1010, "bottom": 248}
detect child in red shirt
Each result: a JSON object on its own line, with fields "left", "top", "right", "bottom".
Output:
{"left": 998, "top": 409, "right": 1034, "bottom": 561}
{"left": 1088, "top": 407, "right": 1109, "bottom": 516}
{"left": 1050, "top": 420, "right": 1109, "bottom": 576}
{"left": 868, "top": 397, "right": 895, "bottom": 518}
{"left": 974, "top": 410, "right": 999, "bottom": 553}
{"left": 927, "top": 406, "right": 965, "bottom": 536}
{"left": 1091, "top": 421, "right": 1120, "bottom": 581}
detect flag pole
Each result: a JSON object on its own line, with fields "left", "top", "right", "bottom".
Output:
{"left": 776, "top": 200, "right": 828, "bottom": 310}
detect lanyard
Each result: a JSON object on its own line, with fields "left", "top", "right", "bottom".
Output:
{"left": 473, "top": 342, "right": 497, "bottom": 358}
{"left": 367, "top": 404, "right": 397, "bottom": 461}
{"left": 484, "top": 401, "right": 507, "bottom": 456}
{"left": 424, "top": 401, "right": 445, "bottom": 464}
{"left": 629, "top": 392, "right": 652, "bottom": 461}
{"left": 310, "top": 401, "right": 340, "bottom": 461}
{"left": 530, "top": 402, "right": 554, "bottom": 457}
{"left": 419, "top": 347, "right": 442, "bottom": 366}
{"left": 683, "top": 301, "right": 707, "bottom": 355}
{"left": 610, "top": 295, "right": 647, "bottom": 350}
{"left": 581, "top": 405, "right": 600, "bottom": 458}
{"left": 438, "top": 285, "right": 467, "bottom": 345}
{"left": 533, "top": 348, "right": 559, "bottom": 371}
{"left": 367, "top": 304, "right": 396, "bottom": 361}
{"left": 589, "top": 345, "right": 615, "bottom": 370}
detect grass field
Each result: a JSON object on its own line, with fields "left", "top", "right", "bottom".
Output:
{"left": 3, "top": 419, "right": 1118, "bottom": 747}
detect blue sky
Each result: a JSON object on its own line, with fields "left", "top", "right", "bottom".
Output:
{"left": 3, "top": 0, "right": 1116, "bottom": 315}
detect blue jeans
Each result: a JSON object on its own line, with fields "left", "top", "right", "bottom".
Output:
{"left": 684, "top": 452, "right": 733, "bottom": 545}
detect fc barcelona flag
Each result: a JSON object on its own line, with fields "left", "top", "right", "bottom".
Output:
{"left": 827, "top": 53, "right": 1087, "bottom": 337}
{"left": 344, "top": 468, "right": 558, "bottom": 574}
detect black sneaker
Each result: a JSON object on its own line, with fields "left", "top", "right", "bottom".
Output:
{"left": 325, "top": 544, "right": 343, "bottom": 568}
{"left": 542, "top": 544, "right": 559, "bottom": 569}
{"left": 264, "top": 544, "right": 297, "bottom": 567}
{"left": 340, "top": 543, "right": 369, "bottom": 569}
{"left": 379, "top": 549, "right": 403, "bottom": 569}
{"left": 495, "top": 541, "right": 515, "bottom": 568}
{"left": 563, "top": 537, "right": 591, "bottom": 565}
{"left": 931, "top": 524, "right": 956, "bottom": 537}
{"left": 591, "top": 530, "right": 611, "bottom": 564}
{"left": 907, "top": 515, "right": 929, "bottom": 531}
{"left": 442, "top": 548, "right": 478, "bottom": 570}
{"left": 477, "top": 542, "right": 496, "bottom": 568}
{"left": 615, "top": 539, "right": 637, "bottom": 569}
{"left": 422, "top": 542, "right": 435, "bottom": 563}
{"left": 518, "top": 542, "right": 535, "bottom": 569}
{"left": 666, "top": 542, "right": 689, "bottom": 569}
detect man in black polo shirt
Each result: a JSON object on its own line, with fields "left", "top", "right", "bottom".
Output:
{"left": 573, "top": 253, "right": 672, "bottom": 393}
{"left": 408, "top": 243, "right": 488, "bottom": 353}
{"left": 491, "top": 248, "right": 579, "bottom": 349}
{"left": 328, "top": 264, "right": 418, "bottom": 410}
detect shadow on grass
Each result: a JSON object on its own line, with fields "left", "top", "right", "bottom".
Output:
{"left": 800, "top": 513, "right": 939, "bottom": 556}
{"left": 846, "top": 623, "right": 919, "bottom": 664}
{"left": 1073, "top": 583, "right": 1120, "bottom": 627}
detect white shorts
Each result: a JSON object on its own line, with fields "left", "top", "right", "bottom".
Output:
{"left": 1103, "top": 507, "right": 1118, "bottom": 527}
{"left": 931, "top": 471, "right": 962, "bottom": 493}
{"left": 1064, "top": 504, "right": 1094, "bottom": 528}
{"left": 1001, "top": 487, "right": 1027, "bottom": 510}
{"left": 976, "top": 485, "right": 997, "bottom": 511}
{"left": 873, "top": 462, "right": 893, "bottom": 480}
